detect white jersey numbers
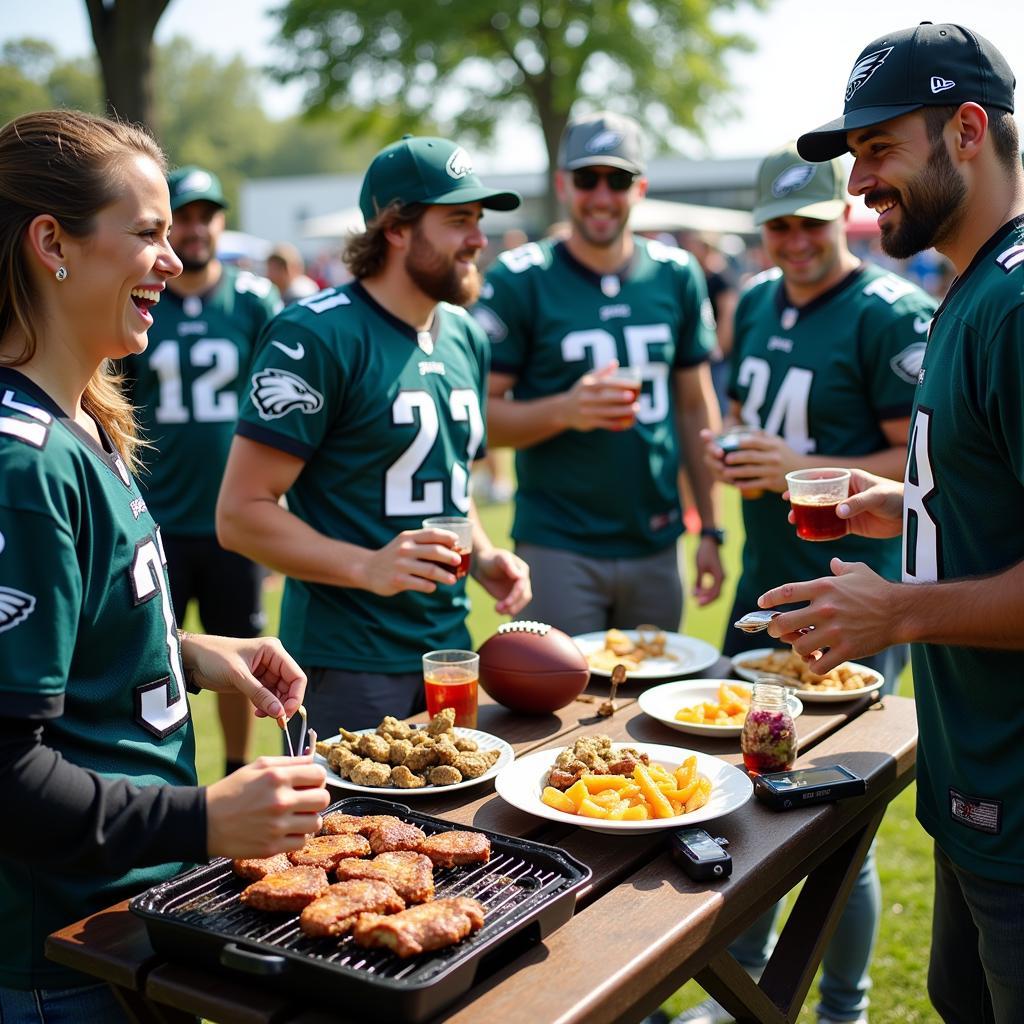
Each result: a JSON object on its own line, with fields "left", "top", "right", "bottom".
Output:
{"left": 149, "top": 338, "right": 240, "bottom": 424}
{"left": 384, "top": 390, "right": 484, "bottom": 517}
{"left": 737, "top": 357, "right": 816, "bottom": 455}
{"left": 903, "top": 407, "right": 940, "bottom": 582}
{"left": 130, "top": 529, "right": 190, "bottom": 738}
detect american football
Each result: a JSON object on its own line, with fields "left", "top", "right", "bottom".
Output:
{"left": 477, "top": 621, "right": 590, "bottom": 714}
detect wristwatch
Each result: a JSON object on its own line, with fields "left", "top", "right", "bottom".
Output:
{"left": 700, "top": 527, "right": 726, "bottom": 545}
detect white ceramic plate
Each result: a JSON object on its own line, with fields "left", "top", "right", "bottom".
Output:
{"left": 316, "top": 727, "right": 514, "bottom": 796}
{"left": 637, "top": 679, "right": 804, "bottom": 737}
{"left": 572, "top": 630, "right": 721, "bottom": 680}
{"left": 494, "top": 742, "right": 753, "bottom": 835}
{"left": 731, "top": 649, "right": 884, "bottom": 702}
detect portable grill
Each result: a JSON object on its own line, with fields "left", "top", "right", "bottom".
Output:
{"left": 131, "top": 797, "right": 591, "bottom": 1022}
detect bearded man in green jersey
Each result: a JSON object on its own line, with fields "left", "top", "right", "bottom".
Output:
{"left": 682, "top": 144, "right": 935, "bottom": 1024}
{"left": 217, "top": 137, "right": 530, "bottom": 735}
{"left": 473, "top": 112, "right": 724, "bottom": 635}
{"left": 122, "top": 166, "right": 281, "bottom": 777}
{"left": 759, "top": 23, "right": 1024, "bottom": 1024}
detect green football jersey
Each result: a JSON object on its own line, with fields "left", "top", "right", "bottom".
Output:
{"left": 474, "top": 237, "right": 715, "bottom": 558}
{"left": 902, "top": 216, "right": 1024, "bottom": 882}
{"left": 0, "top": 369, "right": 196, "bottom": 988}
{"left": 235, "top": 282, "right": 488, "bottom": 672}
{"left": 123, "top": 266, "right": 281, "bottom": 534}
{"left": 728, "top": 263, "right": 936, "bottom": 609}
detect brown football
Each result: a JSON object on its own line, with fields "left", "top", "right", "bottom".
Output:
{"left": 478, "top": 621, "right": 590, "bottom": 714}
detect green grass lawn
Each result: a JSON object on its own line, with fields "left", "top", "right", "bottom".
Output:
{"left": 186, "top": 490, "right": 936, "bottom": 1022}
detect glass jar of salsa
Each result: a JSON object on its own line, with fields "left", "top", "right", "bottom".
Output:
{"left": 741, "top": 681, "right": 797, "bottom": 774}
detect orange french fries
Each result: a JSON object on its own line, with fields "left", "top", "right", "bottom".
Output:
{"left": 633, "top": 763, "right": 676, "bottom": 819}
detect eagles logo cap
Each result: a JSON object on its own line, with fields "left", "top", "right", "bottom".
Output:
{"left": 798, "top": 22, "right": 1015, "bottom": 162}
{"left": 359, "top": 135, "right": 521, "bottom": 222}
{"left": 752, "top": 142, "right": 847, "bottom": 225}
{"left": 558, "top": 111, "right": 645, "bottom": 174}
{"left": 167, "top": 165, "right": 227, "bottom": 211}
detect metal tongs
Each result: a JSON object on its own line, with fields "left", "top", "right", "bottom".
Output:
{"left": 733, "top": 609, "right": 780, "bottom": 634}
{"left": 278, "top": 704, "right": 315, "bottom": 756}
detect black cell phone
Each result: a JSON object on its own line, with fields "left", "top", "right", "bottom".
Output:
{"left": 669, "top": 828, "right": 732, "bottom": 881}
{"left": 753, "top": 764, "right": 866, "bottom": 810}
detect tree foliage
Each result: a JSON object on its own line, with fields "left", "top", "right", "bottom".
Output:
{"left": 272, "top": 0, "right": 768, "bottom": 219}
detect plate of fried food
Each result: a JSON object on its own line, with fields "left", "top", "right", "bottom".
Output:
{"left": 638, "top": 679, "right": 804, "bottom": 737}
{"left": 731, "top": 649, "right": 884, "bottom": 702}
{"left": 572, "top": 625, "right": 720, "bottom": 680}
{"left": 315, "top": 709, "right": 514, "bottom": 795}
{"left": 494, "top": 734, "right": 752, "bottom": 835}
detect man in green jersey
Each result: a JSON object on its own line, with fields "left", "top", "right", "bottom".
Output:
{"left": 759, "top": 23, "right": 1024, "bottom": 1023}
{"left": 473, "top": 112, "right": 724, "bottom": 635}
{"left": 217, "top": 137, "right": 531, "bottom": 734}
{"left": 681, "top": 144, "right": 935, "bottom": 1024}
{"left": 122, "top": 166, "right": 281, "bottom": 776}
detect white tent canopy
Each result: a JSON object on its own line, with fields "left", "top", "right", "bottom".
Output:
{"left": 302, "top": 207, "right": 365, "bottom": 240}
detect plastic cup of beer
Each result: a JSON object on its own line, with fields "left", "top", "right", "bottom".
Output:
{"left": 423, "top": 516, "right": 472, "bottom": 580}
{"left": 606, "top": 365, "right": 642, "bottom": 428}
{"left": 422, "top": 650, "right": 479, "bottom": 728}
{"left": 785, "top": 468, "right": 851, "bottom": 542}
{"left": 716, "top": 429, "right": 764, "bottom": 499}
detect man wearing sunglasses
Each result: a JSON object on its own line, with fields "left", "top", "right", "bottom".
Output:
{"left": 473, "top": 111, "right": 724, "bottom": 635}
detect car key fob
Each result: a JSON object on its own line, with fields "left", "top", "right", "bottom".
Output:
{"left": 669, "top": 828, "right": 732, "bottom": 881}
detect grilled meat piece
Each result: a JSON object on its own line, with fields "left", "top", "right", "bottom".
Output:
{"left": 334, "top": 851, "right": 435, "bottom": 904}
{"left": 353, "top": 897, "right": 485, "bottom": 958}
{"left": 288, "top": 834, "right": 371, "bottom": 869}
{"left": 299, "top": 879, "right": 405, "bottom": 938}
{"left": 231, "top": 853, "right": 293, "bottom": 881}
{"left": 320, "top": 813, "right": 402, "bottom": 837}
{"left": 416, "top": 831, "right": 491, "bottom": 868}
{"left": 368, "top": 820, "right": 427, "bottom": 855}
{"left": 240, "top": 866, "right": 329, "bottom": 912}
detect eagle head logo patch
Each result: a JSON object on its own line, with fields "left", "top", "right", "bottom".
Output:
{"left": 586, "top": 129, "right": 624, "bottom": 154}
{"left": 771, "top": 164, "right": 816, "bottom": 198}
{"left": 251, "top": 368, "right": 324, "bottom": 420}
{"left": 890, "top": 342, "right": 927, "bottom": 385}
{"left": 445, "top": 147, "right": 473, "bottom": 179}
{"left": 0, "top": 587, "right": 36, "bottom": 634}
{"left": 846, "top": 46, "right": 894, "bottom": 101}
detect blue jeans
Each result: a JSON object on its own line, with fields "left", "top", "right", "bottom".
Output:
{"left": 928, "top": 844, "right": 1024, "bottom": 1023}
{"left": 0, "top": 982, "right": 130, "bottom": 1024}
{"left": 727, "top": 646, "right": 906, "bottom": 1022}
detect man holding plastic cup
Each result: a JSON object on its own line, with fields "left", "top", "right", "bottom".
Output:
{"left": 217, "top": 136, "right": 531, "bottom": 734}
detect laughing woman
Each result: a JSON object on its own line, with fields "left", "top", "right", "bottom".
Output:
{"left": 0, "top": 110, "right": 329, "bottom": 1023}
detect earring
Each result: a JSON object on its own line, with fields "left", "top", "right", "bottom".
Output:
{"left": 55, "top": 266, "right": 68, "bottom": 282}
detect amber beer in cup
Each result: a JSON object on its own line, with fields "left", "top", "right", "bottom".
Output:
{"left": 422, "top": 650, "right": 479, "bottom": 728}
{"left": 785, "top": 468, "right": 851, "bottom": 542}
{"left": 607, "top": 365, "right": 642, "bottom": 429}
{"left": 423, "top": 515, "right": 473, "bottom": 579}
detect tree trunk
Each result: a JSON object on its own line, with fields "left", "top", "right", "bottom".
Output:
{"left": 84, "top": 0, "right": 170, "bottom": 130}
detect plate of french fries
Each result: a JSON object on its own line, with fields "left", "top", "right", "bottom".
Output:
{"left": 572, "top": 626, "right": 720, "bottom": 680}
{"left": 731, "top": 648, "right": 884, "bottom": 702}
{"left": 638, "top": 679, "right": 804, "bottom": 737}
{"left": 494, "top": 741, "right": 752, "bottom": 835}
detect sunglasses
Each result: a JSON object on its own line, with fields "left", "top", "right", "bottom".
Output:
{"left": 571, "top": 168, "right": 637, "bottom": 192}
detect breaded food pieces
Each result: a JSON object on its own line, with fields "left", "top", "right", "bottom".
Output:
{"left": 427, "top": 765, "right": 463, "bottom": 786}
{"left": 432, "top": 736, "right": 460, "bottom": 767}
{"left": 453, "top": 736, "right": 478, "bottom": 752}
{"left": 355, "top": 733, "right": 392, "bottom": 762}
{"left": 376, "top": 716, "right": 414, "bottom": 740}
{"left": 408, "top": 730, "right": 431, "bottom": 746}
{"left": 337, "top": 728, "right": 359, "bottom": 743}
{"left": 334, "top": 851, "right": 435, "bottom": 904}
{"left": 453, "top": 749, "right": 500, "bottom": 779}
{"left": 327, "top": 746, "right": 361, "bottom": 778}
{"left": 231, "top": 853, "right": 292, "bottom": 881}
{"left": 289, "top": 834, "right": 372, "bottom": 869}
{"left": 426, "top": 708, "right": 456, "bottom": 736}
{"left": 390, "top": 765, "right": 427, "bottom": 789}
{"left": 240, "top": 866, "right": 329, "bottom": 911}
{"left": 299, "top": 879, "right": 405, "bottom": 938}
{"left": 369, "top": 820, "right": 427, "bottom": 855}
{"left": 320, "top": 813, "right": 402, "bottom": 837}
{"left": 388, "top": 738, "right": 414, "bottom": 765}
{"left": 403, "top": 744, "right": 439, "bottom": 772}
{"left": 353, "top": 897, "right": 485, "bottom": 958}
{"left": 348, "top": 758, "right": 393, "bottom": 787}
{"left": 416, "top": 831, "right": 491, "bottom": 868}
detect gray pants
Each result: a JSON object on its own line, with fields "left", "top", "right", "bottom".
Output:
{"left": 514, "top": 541, "right": 683, "bottom": 635}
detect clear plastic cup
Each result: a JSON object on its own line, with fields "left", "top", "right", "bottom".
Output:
{"left": 422, "top": 649, "right": 479, "bottom": 728}
{"left": 423, "top": 516, "right": 472, "bottom": 579}
{"left": 785, "top": 468, "right": 851, "bottom": 542}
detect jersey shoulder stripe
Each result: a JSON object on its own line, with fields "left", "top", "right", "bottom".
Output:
{"left": 995, "top": 244, "right": 1024, "bottom": 274}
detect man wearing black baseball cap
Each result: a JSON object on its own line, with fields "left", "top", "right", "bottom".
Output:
{"left": 760, "top": 24, "right": 1024, "bottom": 1024}
{"left": 472, "top": 111, "right": 725, "bottom": 636}
{"left": 218, "top": 137, "right": 531, "bottom": 734}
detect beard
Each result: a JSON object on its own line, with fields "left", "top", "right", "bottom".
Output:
{"left": 404, "top": 225, "right": 481, "bottom": 306}
{"left": 570, "top": 207, "right": 629, "bottom": 249}
{"left": 873, "top": 139, "right": 966, "bottom": 259}
{"left": 174, "top": 240, "right": 214, "bottom": 273}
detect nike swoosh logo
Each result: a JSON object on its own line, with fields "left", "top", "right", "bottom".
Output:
{"left": 913, "top": 316, "right": 932, "bottom": 334}
{"left": 271, "top": 340, "right": 305, "bottom": 359}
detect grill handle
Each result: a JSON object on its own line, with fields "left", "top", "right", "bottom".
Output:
{"left": 220, "top": 942, "right": 289, "bottom": 976}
